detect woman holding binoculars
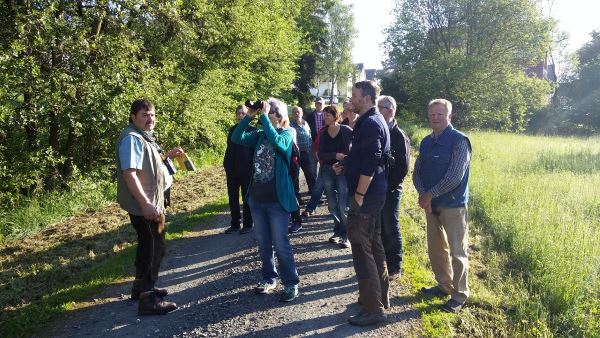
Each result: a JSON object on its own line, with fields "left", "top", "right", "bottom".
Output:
{"left": 231, "top": 98, "right": 300, "bottom": 303}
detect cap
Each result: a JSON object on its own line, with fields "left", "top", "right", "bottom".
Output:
{"left": 315, "top": 97, "right": 325, "bottom": 104}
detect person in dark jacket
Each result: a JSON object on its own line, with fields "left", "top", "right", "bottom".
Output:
{"left": 413, "top": 98, "right": 472, "bottom": 314}
{"left": 304, "top": 97, "right": 326, "bottom": 186}
{"left": 318, "top": 105, "right": 353, "bottom": 248}
{"left": 377, "top": 95, "right": 410, "bottom": 280}
{"left": 334, "top": 81, "right": 390, "bottom": 326}
{"left": 304, "top": 96, "right": 325, "bottom": 141}
{"left": 223, "top": 105, "right": 255, "bottom": 234}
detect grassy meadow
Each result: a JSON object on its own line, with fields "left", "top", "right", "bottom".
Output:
{"left": 469, "top": 132, "right": 600, "bottom": 336}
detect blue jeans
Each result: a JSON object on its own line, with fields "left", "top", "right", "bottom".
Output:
{"left": 305, "top": 165, "right": 325, "bottom": 211}
{"left": 379, "top": 189, "right": 403, "bottom": 274}
{"left": 249, "top": 198, "right": 299, "bottom": 288}
{"left": 321, "top": 164, "right": 348, "bottom": 240}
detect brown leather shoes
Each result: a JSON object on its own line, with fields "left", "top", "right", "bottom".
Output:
{"left": 138, "top": 291, "right": 177, "bottom": 315}
{"left": 131, "top": 287, "right": 168, "bottom": 300}
{"left": 348, "top": 311, "right": 387, "bottom": 326}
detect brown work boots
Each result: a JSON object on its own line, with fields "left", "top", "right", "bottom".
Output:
{"left": 138, "top": 290, "right": 177, "bottom": 316}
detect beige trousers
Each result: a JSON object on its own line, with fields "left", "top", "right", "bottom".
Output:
{"left": 425, "top": 207, "right": 469, "bottom": 304}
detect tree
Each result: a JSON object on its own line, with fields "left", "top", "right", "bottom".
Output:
{"left": 316, "top": 0, "right": 356, "bottom": 104}
{"left": 530, "top": 31, "right": 600, "bottom": 134}
{"left": 293, "top": 0, "right": 335, "bottom": 109}
{"left": 383, "top": 0, "right": 554, "bottom": 131}
{"left": 0, "top": 0, "right": 306, "bottom": 207}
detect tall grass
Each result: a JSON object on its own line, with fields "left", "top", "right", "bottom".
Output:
{"left": 469, "top": 132, "right": 600, "bottom": 336}
{"left": 0, "top": 178, "right": 116, "bottom": 240}
{"left": 0, "top": 147, "right": 222, "bottom": 241}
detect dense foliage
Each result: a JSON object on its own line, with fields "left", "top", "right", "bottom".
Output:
{"left": 292, "top": 0, "right": 335, "bottom": 109}
{"left": 0, "top": 0, "right": 307, "bottom": 207}
{"left": 383, "top": 0, "right": 554, "bottom": 131}
{"left": 530, "top": 31, "right": 600, "bottom": 135}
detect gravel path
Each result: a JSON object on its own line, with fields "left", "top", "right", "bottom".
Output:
{"left": 50, "top": 180, "right": 422, "bottom": 337}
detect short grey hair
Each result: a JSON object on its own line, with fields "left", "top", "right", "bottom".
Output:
{"left": 378, "top": 95, "right": 397, "bottom": 112}
{"left": 427, "top": 98, "right": 452, "bottom": 114}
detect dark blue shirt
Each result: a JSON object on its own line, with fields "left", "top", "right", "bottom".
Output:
{"left": 344, "top": 107, "right": 390, "bottom": 213}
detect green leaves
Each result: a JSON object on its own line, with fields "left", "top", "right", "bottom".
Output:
{"left": 0, "top": 0, "right": 308, "bottom": 204}
{"left": 384, "top": 0, "right": 554, "bottom": 131}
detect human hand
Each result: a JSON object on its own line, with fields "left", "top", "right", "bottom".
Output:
{"left": 167, "top": 147, "right": 184, "bottom": 159}
{"left": 246, "top": 107, "right": 258, "bottom": 118}
{"left": 354, "top": 193, "right": 364, "bottom": 207}
{"left": 141, "top": 202, "right": 158, "bottom": 220}
{"left": 333, "top": 162, "right": 344, "bottom": 175}
{"left": 418, "top": 192, "right": 433, "bottom": 212}
{"left": 335, "top": 153, "right": 347, "bottom": 161}
{"left": 260, "top": 101, "right": 270, "bottom": 116}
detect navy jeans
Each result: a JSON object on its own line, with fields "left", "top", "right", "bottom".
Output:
{"left": 379, "top": 189, "right": 403, "bottom": 274}
{"left": 321, "top": 164, "right": 348, "bottom": 240}
{"left": 249, "top": 198, "right": 300, "bottom": 288}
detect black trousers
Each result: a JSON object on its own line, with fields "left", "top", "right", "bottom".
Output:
{"left": 130, "top": 214, "right": 166, "bottom": 292}
{"left": 298, "top": 150, "right": 317, "bottom": 195}
{"left": 226, "top": 173, "right": 252, "bottom": 228}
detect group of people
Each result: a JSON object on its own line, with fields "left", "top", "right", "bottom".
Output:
{"left": 115, "top": 80, "right": 472, "bottom": 326}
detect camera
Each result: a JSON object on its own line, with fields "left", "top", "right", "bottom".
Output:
{"left": 163, "top": 158, "right": 176, "bottom": 175}
{"left": 245, "top": 100, "right": 264, "bottom": 110}
{"left": 380, "top": 152, "right": 396, "bottom": 167}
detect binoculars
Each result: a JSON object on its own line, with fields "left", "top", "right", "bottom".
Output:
{"left": 245, "top": 100, "right": 264, "bottom": 110}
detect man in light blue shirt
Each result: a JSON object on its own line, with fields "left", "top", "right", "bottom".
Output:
{"left": 116, "top": 99, "right": 184, "bottom": 315}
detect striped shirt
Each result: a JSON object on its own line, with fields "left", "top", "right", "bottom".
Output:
{"left": 314, "top": 112, "right": 324, "bottom": 132}
{"left": 413, "top": 137, "right": 471, "bottom": 197}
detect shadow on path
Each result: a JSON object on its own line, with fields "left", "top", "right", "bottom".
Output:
{"left": 50, "top": 197, "right": 421, "bottom": 337}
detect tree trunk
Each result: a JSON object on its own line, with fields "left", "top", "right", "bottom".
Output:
{"left": 23, "top": 91, "right": 38, "bottom": 152}
{"left": 60, "top": 123, "right": 76, "bottom": 186}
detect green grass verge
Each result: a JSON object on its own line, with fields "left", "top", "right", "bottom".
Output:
{"left": 400, "top": 176, "right": 457, "bottom": 337}
{"left": 0, "top": 196, "right": 228, "bottom": 338}
{"left": 0, "top": 178, "right": 116, "bottom": 240}
{"left": 0, "top": 150, "right": 222, "bottom": 242}
{"left": 403, "top": 127, "right": 600, "bottom": 337}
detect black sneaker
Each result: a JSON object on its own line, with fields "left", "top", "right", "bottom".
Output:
{"left": 224, "top": 226, "right": 240, "bottom": 234}
{"left": 421, "top": 285, "right": 450, "bottom": 298}
{"left": 348, "top": 311, "right": 386, "bottom": 326}
{"left": 289, "top": 221, "right": 302, "bottom": 234}
{"left": 338, "top": 239, "right": 351, "bottom": 248}
{"left": 279, "top": 286, "right": 298, "bottom": 302}
{"left": 239, "top": 227, "right": 253, "bottom": 234}
{"left": 442, "top": 299, "right": 465, "bottom": 313}
{"left": 301, "top": 210, "right": 313, "bottom": 217}
{"left": 328, "top": 236, "right": 341, "bottom": 244}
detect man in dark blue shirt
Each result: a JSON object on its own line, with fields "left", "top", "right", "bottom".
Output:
{"left": 335, "top": 80, "right": 390, "bottom": 326}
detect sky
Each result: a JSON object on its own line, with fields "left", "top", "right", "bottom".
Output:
{"left": 344, "top": 0, "right": 600, "bottom": 70}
